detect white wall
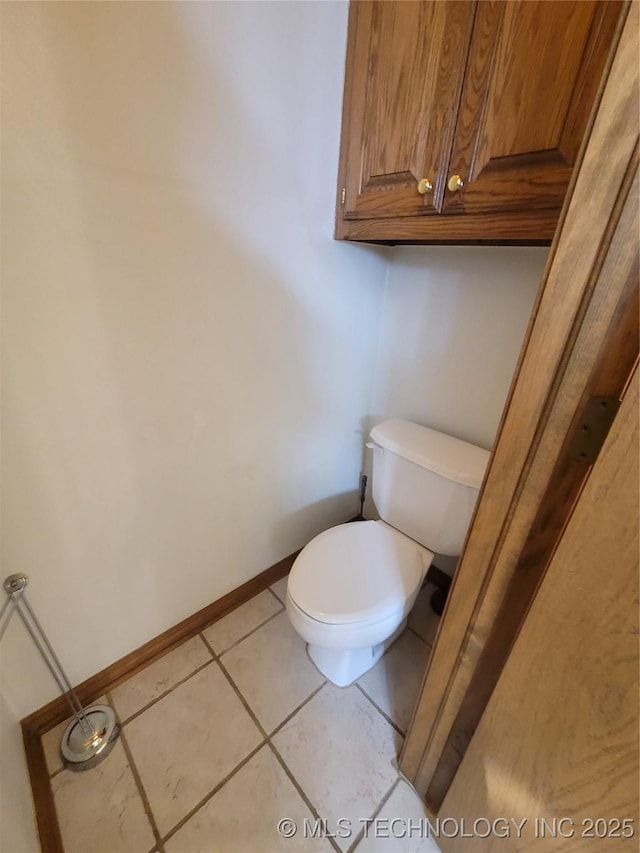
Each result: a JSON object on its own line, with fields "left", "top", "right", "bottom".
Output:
{"left": 0, "top": 676, "right": 41, "bottom": 853}
{"left": 0, "top": 0, "right": 387, "bottom": 726}
{"left": 361, "top": 246, "right": 547, "bottom": 536}
{"left": 371, "top": 246, "right": 547, "bottom": 449}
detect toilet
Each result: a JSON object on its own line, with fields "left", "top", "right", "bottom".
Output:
{"left": 286, "top": 419, "right": 490, "bottom": 686}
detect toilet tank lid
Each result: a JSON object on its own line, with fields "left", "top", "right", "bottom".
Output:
{"left": 369, "top": 419, "right": 490, "bottom": 489}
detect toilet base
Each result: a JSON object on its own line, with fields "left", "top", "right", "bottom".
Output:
{"left": 307, "top": 619, "right": 407, "bottom": 687}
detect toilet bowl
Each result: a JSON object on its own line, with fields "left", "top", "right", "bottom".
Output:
{"left": 286, "top": 520, "right": 433, "bottom": 686}
{"left": 286, "top": 419, "right": 489, "bottom": 687}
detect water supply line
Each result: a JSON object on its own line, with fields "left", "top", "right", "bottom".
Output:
{"left": 357, "top": 473, "right": 368, "bottom": 520}
{"left": 0, "top": 573, "right": 119, "bottom": 770}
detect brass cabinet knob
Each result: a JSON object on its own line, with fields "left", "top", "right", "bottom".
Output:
{"left": 417, "top": 178, "right": 433, "bottom": 194}
{"left": 448, "top": 174, "right": 464, "bottom": 192}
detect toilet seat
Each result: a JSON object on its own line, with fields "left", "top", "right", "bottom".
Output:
{"left": 288, "top": 521, "right": 431, "bottom": 626}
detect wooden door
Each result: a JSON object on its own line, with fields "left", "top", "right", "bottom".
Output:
{"left": 437, "top": 367, "right": 639, "bottom": 851}
{"left": 339, "top": 1, "right": 475, "bottom": 220}
{"left": 443, "top": 1, "right": 622, "bottom": 216}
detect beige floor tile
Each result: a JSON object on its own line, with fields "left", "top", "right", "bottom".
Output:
{"left": 355, "top": 780, "right": 441, "bottom": 853}
{"left": 273, "top": 683, "right": 402, "bottom": 852}
{"left": 220, "top": 612, "right": 324, "bottom": 733}
{"left": 202, "top": 590, "right": 283, "bottom": 654}
{"left": 124, "top": 662, "right": 262, "bottom": 837}
{"left": 165, "top": 745, "right": 332, "bottom": 853}
{"left": 51, "top": 739, "right": 155, "bottom": 853}
{"left": 357, "top": 630, "right": 431, "bottom": 733}
{"left": 42, "top": 695, "right": 110, "bottom": 776}
{"left": 408, "top": 584, "right": 441, "bottom": 647}
{"left": 269, "top": 575, "right": 289, "bottom": 605}
{"left": 110, "top": 637, "right": 212, "bottom": 722}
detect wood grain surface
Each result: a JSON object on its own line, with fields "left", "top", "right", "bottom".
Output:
{"left": 335, "top": 0, "right": 624, "bottom": 243}
{"left": 438, "top": 367, "right": 639, "bottom": 851}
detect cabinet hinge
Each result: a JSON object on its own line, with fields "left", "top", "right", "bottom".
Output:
{"left": 341, "top": 187, "right": 346, "bottom": 205}
{"left": 569, "top": 396, "right": 620, "bottom": 465}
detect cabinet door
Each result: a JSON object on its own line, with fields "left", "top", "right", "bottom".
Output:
{"left": 443, "top": 0, "right": 622, "bottom": 216}
{"left": 339, "top": 1, "right": 475, "bottom": 220}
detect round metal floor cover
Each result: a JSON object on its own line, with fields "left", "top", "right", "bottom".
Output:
{"left": 60, "top": 704, "right": 120, "bottom": 771}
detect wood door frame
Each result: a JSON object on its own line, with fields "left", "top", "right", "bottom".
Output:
{"left": 400, "top": 0, "right": 638, "bottom": 805}
{"left": 438, "top": 366, "right": 639, "bottom": 851}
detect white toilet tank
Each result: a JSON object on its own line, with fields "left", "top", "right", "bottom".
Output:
{"left": 369, "top": 419, "right": 490, "bottom": 556}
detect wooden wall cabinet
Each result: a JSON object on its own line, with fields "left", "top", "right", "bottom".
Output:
{"left": 335, "top": 0, "right": 623, "bottom": 244}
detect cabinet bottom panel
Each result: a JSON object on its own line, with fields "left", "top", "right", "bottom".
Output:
{"left": 335, "top": 211, "right": 559, "bottom": 244}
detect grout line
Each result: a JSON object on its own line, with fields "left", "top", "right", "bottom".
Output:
{"left": 117, "top": 720, "right": 165, "bottom": 853}
{"left": 46, "top": 581, "right": 421, "bottom": 853}
{"left": 110, "top": 624, "right": 329, "bottom": 850}
{"left": 387, "top": 620, "right": 434, "bottom": 657}
{"left": 199, "top": 632, "right": 218, "bottom": 661}
{"left": 268, "top": 577, "right": 289, "bottom": 606}
{"left": 218, "top": 660, "right": 269, "bottom": 741}
{"left": 354, "top": 683, "right": 406, "bottom": 739}
{"left": 195, "top": 582, "right": 287, "bottom": 638}
{"left": 157, "top": 664, "right": 329, "bottom": 846}
{"left": 197, "top": 632, "right": 217, "bottom": 659}
{"left": 67, "top": 588, "right": 414, "bottom": 853}
{"left": 215, "top": 653, "right": 327, "bottom": 740}
{"left": 215, "top": 656, "right": 270, "bottom": 740}
{"left": 210, "top": 606, "right": 285, "bottom": 658}
{"left": 267, "top": 680, "right": 327, "bottom": 739}
{"left": 116, "top": 659, "right": 216, "bottom": 726}
{"left": 345, "top": 777, "right": 401, "bottom": 853}
{"left": 267, "top": 741, "right": 343, "bottom": 853}
{"left": 160, "top": 739, "right": 268, "bottom": 845}
{"left": 211, "top": 662, "right": 339, "bottom": 847}
{"left": 406, "top": 623, "right": 434, "bottom": 648}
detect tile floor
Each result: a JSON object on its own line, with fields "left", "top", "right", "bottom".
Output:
{"left": 42, "top": 575, "right": 443, "bottom": 853}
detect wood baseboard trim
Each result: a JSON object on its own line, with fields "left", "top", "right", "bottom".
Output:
{"left": 21, "top": 725, "right": 64, "bottom": 852}
{"left": 22, "top": 551, "right": 298, "bottom": 734}
{"left": 21, "top": 550, "right": 299, "bottom": 853}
